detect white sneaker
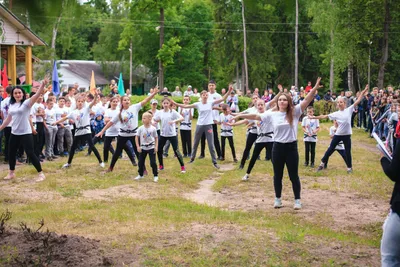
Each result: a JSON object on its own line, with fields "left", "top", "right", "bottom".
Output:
{"left": 36, "top": 172, "right": 46, "bottom": 182}
{"left": 62, "top": 163, "right": 71, "bottom": 169}
{"left": 242, "top": 174, "right": 249, "bottom": 181}
{"left": 134, "top": 175, "right": 144, "bottom": 181}
{"left": 100, "top": 162, "right": 105, "bottom": 168}
{"left": 274, "top": 198, "right": 282, "bottom": 209}
{"left": 154, "top": 176, "right": 159, "bottom": 183}
{"left": 294, "top": 199, "right": 302, "bottom": 210}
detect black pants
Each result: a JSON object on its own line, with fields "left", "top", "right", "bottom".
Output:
{"left": 4, "top": 127, "right": 11, "bottom": 161}
{"left": 138, "top": 149, "right": 158, "bottom": 176}
{"left": 103, "top": 136, "right": 116, "bottom": 163}
{"left": 321, "top": 135, "right": 352, "bottom": 168}
{"left": 68, "top": 134, "right": 102, "bottom": 164}
{"left": 158, "top": 136, "right": 184, "bottom": 167}
{"left": 200, "top": 124, "right": 221, "bottom": 157}
{"left": 180, "top": 129, "right": 192, "bottom": 157}
{"left": 247, "top": 142, "right": 273, "bottom": 174}
{"left": 351, "top": 112, "right": 356, "bottom": 128}
{"left": 9, "top": 134, "right": 42, "bottom": 172}
{"left": 109, "top": 135, "right": 138, "bottom": 170}
{"left": 221, "top": 136, "right": 236, "bottom": 160}
{"left": 240, "top": 132, "right": 257, "bottom": 167}
{"left": 325, "top": 149, "right": 347, "bottom": 168}
{"left": 304, "top": 141, "right": 316, "bottom": 164}
{"left": 36, "top": 122, "right": 45, "bottom": 156}
{"left": 272, "top": 142, "right": 301, "bottom": 200}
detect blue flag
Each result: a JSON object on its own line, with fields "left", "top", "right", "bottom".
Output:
{"left": 52, "top": 60, "right": 60, "bottom": 96}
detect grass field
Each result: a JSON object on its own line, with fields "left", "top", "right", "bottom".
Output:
{"left": 0, "top": 120, "right": 393, "bottom": 266}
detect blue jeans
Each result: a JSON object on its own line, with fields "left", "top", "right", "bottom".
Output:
{"left": 381, "top": 210, "right": 400, "bottom": 266}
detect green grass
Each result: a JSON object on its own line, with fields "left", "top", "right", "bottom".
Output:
{"left": 0, "top": 120, "right": 390, "bottom": 265}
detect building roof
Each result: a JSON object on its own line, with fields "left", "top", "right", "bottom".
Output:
{"left": 59, "top": 60, "right": 110, "bottom": 85}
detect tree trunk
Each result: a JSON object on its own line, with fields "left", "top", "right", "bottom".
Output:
{"left": 294, "top": 0, "right": 299, "bottom": 89}
{"left": 377, "top": 0, "right": 390, "bottom": 89}
{"left": 158, "top": 7, "right": 165, "bottom": 90}
{"left": 241, "top": 63, "right": 245, "bottom": 93}
{"left": 347, "top": 62, "right": 354, "bottom": 92}
{"left": 329, "top": 23, "right": 334, "bottom": 92}
{"left": 241, "top": 1, "right": 249, "bottom": 92}
{"left": 236, "top": 62, "right": 239, "bottom": 93}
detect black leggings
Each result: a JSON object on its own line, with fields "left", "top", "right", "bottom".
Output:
{"left": 138, "top": 149, "right": 158, "bottom": 176}
{"left": 272, "top": 142, "right": 301, "bottom": 200}
{"left": 201, "top": 124, "right": 221, "bottom": 157}
{"left": 68, "top": 134, "right": 102, "bottom": 164}
{"left": 240, "top": 132, "right": 257, "bottom": 167}
{"left": 247, "top": 142, "right": 273, "bottom": 174}
{"left": 325, "top": 149, "right": 347, "bottom": 168}
{"left": 321, "top": 135, "right": 352, "bottom": 168}
{"left": 103, "top": 136, "right": 116, "bottom": 163}
{"left": 304, "top": 141, "right": 316, "bottom": 164}
{"left": 158, "top": 136, "right": 184, "bottom": 167}
{"left": 221, "top": 136, "right": 236, "bottom": 159}
{"left": 36, "top": 122, "right": 45, "bottom": 156}
{"left": 9, "top": 134, "right": 42, "bottom": 172}
{"left": 109, "top": 135, "right": 138, "bottom": 170}
{"left": 180, "top": 129, "right": 192, "bottom": 156}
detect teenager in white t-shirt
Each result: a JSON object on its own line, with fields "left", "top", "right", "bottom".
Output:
{"left": 0, "top": 79, "right": 49, "bottom": 181}
{"left": 178, "top": 95, "right": 194, "bottom": 158}
{"left": 301, "top": 106, "right": 320, "bottom": 167}
{"left": 31, "top": 95, "right": 46, "bottom": 159}
{"left": 172, "top": 86, "right": 233, "bottom": 169}
{"left": 55, "top": 97, "right": 72, "bottom": 156}
{"left": 218, "top": 104, "right": 237, "bottom": 162}
{"left": 322, "top": 120, "right": 347, "bottom": 169}
{"left": 97, "top": 89, "right": 158, "bottom": 172}
{"left": 44, "top": 98, "right": 58, "bottom": 161}
{"left": 311, "top": 85, "right": 369, "bottom": 173}
{"left": 153, "top": 98, "right": 185, "bottom": 172}
{"left": 54, "top": 93, "right": 105, "bottom": 169}
{"left": 101, "top": 97, "right": 119, "bottom": 163}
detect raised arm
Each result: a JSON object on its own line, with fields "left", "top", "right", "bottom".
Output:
{"left": 309, "top": 114, "right": 329, "bottom": 120}
{"left": 171, "top": 99, "right": 197, "bottom": 109}
{"left": 140, "top": 87, "right": 159, "bottom": 107}
{"left": 89, "top": 93, "right": 98, "bottom": 109}
{"left": 213, "top": 85, "right": 233, "bottom": 105}
{"left": 353, "top": 85, "right": 369, "bottom": 107}
{"left": 233, "top": 113, "right": 261, "bottom": 121}
{"left": 300, "top": 77, "right": 322, "bottom": 112}
{"left": 29, "top": 77, "right": 49, "bottom": 108}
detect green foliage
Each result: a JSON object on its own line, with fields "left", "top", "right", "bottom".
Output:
{"left": 157, "top": 37, "right": 182, "bottom": 67}
{"left": 313, "top": 100, "right": 337, "bottom": 117}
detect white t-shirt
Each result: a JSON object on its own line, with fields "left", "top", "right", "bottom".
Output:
{"left": 93, "top": 103, "right": 107, "bottom": 115}
{"left": 219, "top": 113, "right": 234, "bottom": 137}
{"left": 194, "top": 102, "right": 213, "bottom": 126}
{"left": 256, "top": 111, "right": 274, "bottom": 143}
{"left": 329, "top": 126, "right": 345, "bottom": 150}
{"left": 1, "top": 97, "right": 12, "bottom": 128}
{"left": 104, "top": 108, "right": 119, "bottom": 137}
{"left": 243, "top": 107, "right": 258, "bottom": 134}
{"left": 67, "top": 106, "right": 91, "bottom": 136}
{"left": 301, "top": 117, "right": 320, "bottom": 142}
{"left": 9, "top": 100, "right": 32, "bottom": 135}
{"left": 178, "top": 107, "right": 194, "bottom": 130}
{"left": 137, "top": 125, "right": 158, "bottom": 150}
{"left": 111, "top": 103, "right": 142, "bottom": 136}
{"left": 32, "top": 103, "right": 45, "bottom": 122}
{"left": 151, "top": 109, "right": 161, "bottom": 131}
{"left": 56, "top": 106, "right": 70, "bottom": 127}
{"left": 328, "top": 105, "right": 354, "bottom": 135}
{"left": 271, "top": 104, "right": 303, "bottom": 143}
{"left": 44, "top": 108, "right": 57, "bottom": 125}
{"left": 208, "top": 92, "right": 222, "bottom": 121}
{"left": 154, "top": 109, "right": 182, "bottom": 137}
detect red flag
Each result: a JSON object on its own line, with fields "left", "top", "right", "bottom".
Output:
{"left": 2, "top": 63, "right": 8, "bottom": 98}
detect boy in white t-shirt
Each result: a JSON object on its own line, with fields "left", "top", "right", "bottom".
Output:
{"left": 178, "top": 95, "right": 194, "bottom": 157}
{"left": 301, "top": 106, "right": 320, "bottom": 167}
{"left": 218, "top": 104, "right": 237, "bottom": 162}
{"left": 323, "top": 120, "right": 347, "bottom": 169}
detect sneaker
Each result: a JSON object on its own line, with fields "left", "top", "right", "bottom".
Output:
{"left": 213, "top": 163, "right": 220, "bottom": 169}
{"left": 238, "top": 164, "right": 244, "bottom": 170}
{"left": 317, "top": 163, "right": 324, "bottom": 172}
{"left": 274, "top": 198, "right": 283, "bottom": 209}
{"left": 188, "top": 160, "right": 194, "bottom": 164}
{"left": 62, "top": 163, "right": 71, "bottom": 169}
{"left": 181, "top": 166, "right": 186, "bottom": 173}
{"left": 134, "top": 175, "right": 144, "bottom": 181}
{"left": 153, "top": 176, "right": 159, "bottom": 183}
{"left": 304, "top": 162, "right": 309, "bottom": 167}
{"left": 4, "top": 173, "right": 15, "bottom": 180}
{"left": 158, "top": 165, "right": 164, "bottom": 171}
{"left": 242, "top": 174, "right": 249, "bottom": 181}
{"left": 198, "top": 155, "right": 205, "bottom": 159}
{"left": 310, "top": 163, "right": 314, "bottom": 168}
{"left": 100, "top": 162, "right": 105, "bottom": 168}
{"left": 132, "top": 161, "right": 138, "bottom": 167}
{"left": 36, "top": 172, "right": 46, "bottom": 182}
{"left": 143, "top": 170, "right": 148, "bottom": 176}
{"left": 347, "top": 168, "right": 353, "bottom": 174}
{"left": 234, "top": 158, "right": 238, "bottom": 163}
{"left": 294, "top": 199, "right": 302, "bottom": 210}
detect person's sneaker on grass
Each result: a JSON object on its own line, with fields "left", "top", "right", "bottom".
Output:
{"left": 181, "top": 166, "right": 186, "bottom": 173}
{"left": 213, "top": 163, "right": 220, "bottom": 169}
{"left": 62, "top": 163, "right": 71, "bottom": 169}
{"left": 242, "top": 174, "right": 249, "bottom": 181}
{"left": 347, "top": 168, "right": 353, "bottom": 174}
{"left": 158, "top": 165, "right": 164, "bottom": 171}
{"left": 36, "top": 172, "right": 46, "bottom": 182}
{"left": 316, "top": 163, "right": 324, "bottom": 172}
{"left": 294, "top": 199, "right": 302, "bottom": 210}
{"left": 100, "top": 162, "right": 105, "bottom": 168}
{"left": 274, "top": 198, "right": 282, "bottom": 209}
{"left": 134, "top": 175, "right": 143, "bottom": 181}
{"left": 153, "top": 176, "right": 159, "bottom": 183}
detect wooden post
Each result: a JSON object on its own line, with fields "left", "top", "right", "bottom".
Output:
{"left": 7, "top": 45, "right": 16, "bottom": 85}
{"left": 25, "top": 46, "right": 32, "bottom": 85}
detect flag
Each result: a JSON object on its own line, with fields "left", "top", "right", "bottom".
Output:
{"left": 2, "top": 63, "right": 8, "bottom": 98}
{"left": 90, "top": 70, "right": 96, "bottom": 94}
{"left": 117, "top": 73, "right": 125, "bottom": 96}
{"left": 52, "top": 60, "right": 60, "bottom": 96}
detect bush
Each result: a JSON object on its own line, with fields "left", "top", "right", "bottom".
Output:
{"left": 313, "top": 100, "right": 337, "bottom": 116}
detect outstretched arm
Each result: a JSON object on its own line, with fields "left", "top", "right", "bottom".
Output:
{"left": 171, "top": 99, "right": 197, "bottom": 109}
{"left": 213, "top": 85, "right": 234, "bottom": 105}
{"left": 233, "top": 113, "right": 261, "bottom": 121}
{"left": 309, "top": 114, "right": 329, "bottom": 120}
{"left": 300, "top": 77, "right": 322, "bottom": 112}
{"left": 353, "top": 85, "right": 369, "bottom": 107}
{"left": 140, "top": 87, "right": 159, "bottom": 107}
{"left": 0, "top": 115, "right": 12, "bottom": 131}
{"left": 29, "top": 77, "right": 49, "bottom": 108}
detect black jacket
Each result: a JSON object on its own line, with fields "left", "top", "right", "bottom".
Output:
{"left": 381, "top": 141, "right": 400, "bottom": 214}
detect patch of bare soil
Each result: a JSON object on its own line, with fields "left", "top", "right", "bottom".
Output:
{"left": 0, "top": 228, "right": 136, "bottom": 266}
{"left": 0, "top": 184, "right": 63, "bottom": 203}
